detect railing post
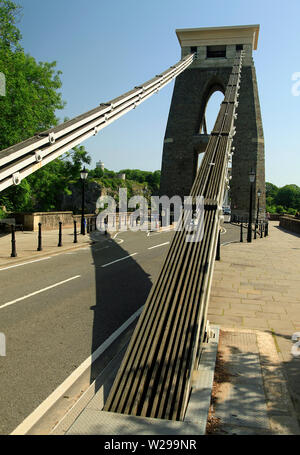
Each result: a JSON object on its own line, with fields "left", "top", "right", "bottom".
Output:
{"left": 37, "top": 222, "right": 42, "bottom": 251}
{"left": 58, "top": 222, "right": 62, "bottom": 247}
{"left": 11, "top": 225, "right": 17, "bottom": 257}
{"left": 240, "top": 221, "right": 243, "bottom": 242}
{"left": 73, "top": 220, "right": 78, "bottom": 244}
{"left": 216, "top": 230, "right": 221, "bottom": 261}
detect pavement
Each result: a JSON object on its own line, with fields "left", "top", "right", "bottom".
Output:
{"left": 2, "top": 220, "right": 299, "bottom": 435}
{"left": 207, "top": 221, "right": 300, "bottom": 434}
{"left": 0, "top": 226, "right": 96, "bottom": 266}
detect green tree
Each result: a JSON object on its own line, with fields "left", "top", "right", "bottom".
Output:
{"left": 265, "top": 182, "right": 278, "bottom": 199}
{"left": 275, "top": 185, "right": 300, "bottom": 211}
{"left": 89, "top": 167, "right": 104, "bottom": 179}
{"left": 0, "top": 178, "right": 32, "bottom": 212}
{"left": 62, "top": 145, "right": 91, "bottom": 180}
{"left": 0, "top": 0, "right": 22, "bottom": 51}
{"left": 0, "top": 0, "right": 65, "bottom": 150}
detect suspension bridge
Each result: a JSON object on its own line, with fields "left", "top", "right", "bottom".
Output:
{"left": 0, "top": 25, "right": 265, "bottom": 426}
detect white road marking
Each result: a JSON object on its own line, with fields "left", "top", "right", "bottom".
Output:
{"left": 148, "top": 242, "right": 170, "bottom": 250}
{"left": 0, "top": 275, "right": 81, "bottom": 311}
{"left": 11, "top": 304, "right": 144, "bottom": 435}
{"left": 0, "top": 257, "right": 51, "bottom": 272}
{"left": 101, "top": 253, "right": 138, "bottom": 268}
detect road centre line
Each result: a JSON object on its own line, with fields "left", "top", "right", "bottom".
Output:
{"left": 101, "top": 253, "right": 138, "bottom": 268}
{"left": 148, "top": 242, "right": 170, "bottom": 250}
{"left": 0, "top": 275, "right": 81, "bottom": 311}
{"left": 0, "top": 257, "right": 51, "bottom": 272}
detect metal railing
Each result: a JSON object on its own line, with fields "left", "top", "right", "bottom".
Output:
{"left": 104, "top": 52, "right": 245, "bottom": 421}
{"left": 0, "top": 54, "right": 194, "bottom": 192}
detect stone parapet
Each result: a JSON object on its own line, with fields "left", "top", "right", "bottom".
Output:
{"left": 279, "top": 216, "right": 300, "bottom": 235}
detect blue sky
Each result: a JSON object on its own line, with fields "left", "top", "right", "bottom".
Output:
{"left": 15, "top": 0, "right": 300, "bottom": 186}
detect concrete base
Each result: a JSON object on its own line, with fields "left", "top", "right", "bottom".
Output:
{"left": 64, "top": 327, "right": 220, "bottom": 435}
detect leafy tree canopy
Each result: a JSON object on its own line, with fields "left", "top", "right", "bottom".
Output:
{"left": 265, "top": 182, "right": 278, "bottom": 198}
{"left": 0, "top": 0, "right": 65, "bottom": 150}
{"left": 0, "top": 0, "right": 22, "bottom": 51}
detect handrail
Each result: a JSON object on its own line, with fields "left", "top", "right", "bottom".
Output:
{"left": 0, "top": 53, "right": 194, "bottom": 191}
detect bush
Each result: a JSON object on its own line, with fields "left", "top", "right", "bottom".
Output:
{"left": 0, "top": 207, "right": 6, "bottom": 219}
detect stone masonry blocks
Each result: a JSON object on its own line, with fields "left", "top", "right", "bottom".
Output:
{"left": 159, "top": 59, "right": 266, "bottom": 219}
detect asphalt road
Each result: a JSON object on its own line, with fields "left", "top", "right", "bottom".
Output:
{"left": 0, "top": 223, "right": 242, "bottom": 434}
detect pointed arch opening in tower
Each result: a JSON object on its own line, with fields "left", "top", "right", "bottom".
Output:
{"left": 197, "top": 90, "right": 225, "bottom": 169}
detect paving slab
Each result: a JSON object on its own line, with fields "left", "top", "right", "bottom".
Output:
{"left": 207, "top": 222, "right": 300, "bottom": 429}
{"left": 209, "top": 328, "right": 300, "bottom": 435}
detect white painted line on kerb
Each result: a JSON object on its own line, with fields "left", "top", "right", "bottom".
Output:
{"left": 0, "top": 257, "right": 51, "bottom": 272}
{"left": 148, "top": 242, "right": 170, "bottom": 250}
{"left": 0, "top": 275, "right": 81, "bottom": 311}
{"left": 101, "top": 253, "right": 138, "bottom": 268}
{"left": 11, "top": 304, "right": 144, "bottom": 435}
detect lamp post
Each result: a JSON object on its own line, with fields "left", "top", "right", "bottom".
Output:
{"left": 256, "top": 189, "right": 261, "bottom": 225}
{"left": 247, "top": 169, "right": 256, "bottom": 243}
{"left": 80, "top": 167, "right": 88, "bottom": 235}
{"left": 254, "top": 189, "right": 261, "bottom": 240}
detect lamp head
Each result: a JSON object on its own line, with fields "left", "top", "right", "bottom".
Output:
{"left": 80, "top": 167, "right": 88, "bottom": 180}
{"left": 248, "top": 169, "right": 256, "bottom": 183}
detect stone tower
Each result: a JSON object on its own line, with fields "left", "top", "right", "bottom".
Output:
{"left": 159, "top": 25, "right": 266, "bottom": 220}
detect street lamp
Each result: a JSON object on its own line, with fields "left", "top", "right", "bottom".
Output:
{"left": 256, "top": 189, "right": 261, "bottom": 225}
{"left": 80, "top": 167, "right": 88, "bottom": 235}
{"left": 247, "top": 169, "right": 256, "bottom": 243}
{"left": 254, "top": 189, "right": 261, "bottom": 240}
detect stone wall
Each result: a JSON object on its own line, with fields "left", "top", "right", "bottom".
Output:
{"left": 12, "top": 211, "right": 139, "bottom": 231}
{"left": 14, "top": 212, "right": 75, "bottom": 231}
{"left": 159, "top": 59, "right": 266, "bottom": 220}
{"left": 279, "top": 216, "right": 300, "bottom": 235}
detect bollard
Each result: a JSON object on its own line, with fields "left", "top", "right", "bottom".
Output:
{"left": 265, "top": 221, "right": 269, "bottom": 237}
{"left": 260, "top": 222, "right": 263, "bottom": 239}
{"left": 254, "top": 222, "right": 257, "bottom": 240}
{"left": 264, "top": 221, "right": 267, "bottom": 237}
{"left": 240, "top": 222, "right": 243, "bottom": 242}
{"left": 73, "top": 220, "right": 78, "bottom": 244}
{"left": 37, "top": 223, "right": 42, "bottom": 251}
{"left": 58, "top": 222, "right": 62, "bottom": 247}
{"left": 216, "top": 230, "right": 221, "bottom": 261}
{"left": 11, "top": 225, "right": 17, "bottom": 257}
{"left": 87, "top": 218, "right": 90, "bottom": 234}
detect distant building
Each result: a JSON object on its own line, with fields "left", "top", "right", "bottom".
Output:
{"left": 96, "top": 161, "right": 105, "bottom": 171}
{"left": 116, "top": 173, "right": 126, "bottom": 180}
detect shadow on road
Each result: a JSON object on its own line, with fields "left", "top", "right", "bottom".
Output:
{"left": 89, "top": 230, "right": 155, "bottom": 404}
